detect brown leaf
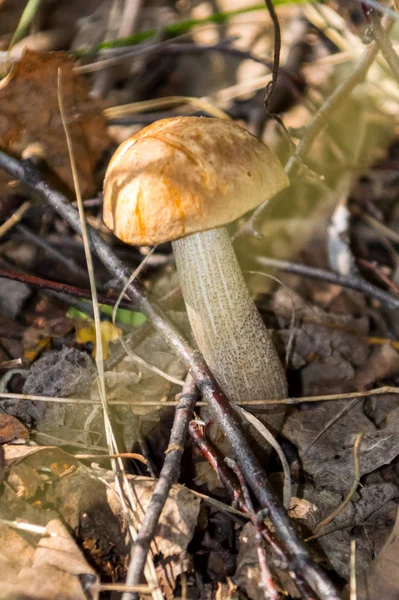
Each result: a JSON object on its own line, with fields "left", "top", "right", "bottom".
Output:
{"left": 34, "top": 519, "right": 97, "bottom": 576}
{"left": 0, "top": 520, "right": 97, "bottom": 600}
{"left": 3, "top": 443, "right": 47, "bottom": 464}
{"left": 283, "top": 400, "right": 399, "bottom": 493}
{"left": 272, "top": 288, "right": 370, "bottom": 393}
{"left": 0, "top": 414, "right": 28, "bottom": 443}
{"left": 353, "top": 344, "right": 399, "bottom": 390}
{"left": 108, "top": 475, "right": 201, "bottom": 598}
{"left": 215, "top": 579, "right": 239, "bottom": 600}
{"left": 0, "top": 522, "right": 35, "bottom": 580}
{"left": 0, "top": 50, "right": 110, "bottom": 196}
{"left": 356, "top": 506, "right": 399, "bottom": 600}
{"left": 7, "top": 462, "right": 43, "bottom": 499}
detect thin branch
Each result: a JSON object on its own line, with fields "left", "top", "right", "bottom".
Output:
{"left": 254, "top": 256, "right": 399, "bottom": 310}
{"left": 361, "top": 0, "right": 399, "bottom": 21}
{"left": 78, "top": 39, "right": 275, "bottom": 76}
{"left": 263, "top": 0, "right": 281, "bottom": 110}
{"left": 235, "top": 15, "right": 393, "bottom": 241}
{"left": 285, "top": 31, "right": 382, "bottom": 175}
{"left": 16, "top": 223, "right": 88, "bottom": 282}
{"left": 358, "top": 258, "right": 399, "bottom": 297}
{"left": 191, "top": 425, "right": 313, "bottom": 599}
{"left": 367, "top": 9, "right": 399, "bottom": 83}
{"left": 0, "top": 267, "right": 134, "bottom": 310}
{"left": 189, "top": 421, "right": 286, "bottom": 561}
{"left": 0, "top": 200, "right": 30, "bottom": 238}
{"left": 0, "top": 150, "right": 340, "bottom": 600}
{"left": 123, "top": 374, "right": 198, "bottom": 600}
{"left": 227, "top": 457, "right": 279, "bottom": 600}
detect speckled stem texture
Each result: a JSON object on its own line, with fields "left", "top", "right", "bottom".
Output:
{"left": 173, "top": 227, "right": 287, "bottom": 405}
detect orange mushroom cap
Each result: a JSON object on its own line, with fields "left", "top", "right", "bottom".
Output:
{"left": 103, "top": 116, "right": 289, "bottom": 246}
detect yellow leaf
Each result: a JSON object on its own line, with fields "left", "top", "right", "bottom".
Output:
{"left": 75, "top": 320, "right": 122, "bottom": 359}
{"left": 23, "top": 335, "right": 51, "bottom": 363}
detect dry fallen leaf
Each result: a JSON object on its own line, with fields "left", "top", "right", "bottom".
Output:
{"left": 108, "top": 475, "right": 201, "bottom": 599}
{"left": 215, "top": 578, "right": 239, "bottom": 600}
{"left": 7, "top": 461, "right": 44, "bottom": 500}
{"left": 0, "top": 414, "right": 28, "bottom": 443}
{"left": 0, "top": 519, "right": 97, "bottom": 600}
{"left": 353, "top": 343, "right": 399, "bottom": 390}
{"left": 356, "top": 505, "right": 399, "bottom": 600}
{"left": 0, "top": 50, "right": 110, "bottom": 196}
{"left": 283, "top": 400, "right": 399, "bottom": 493}
{"left": 0, "top": 522, "right": 35, "bottom": 580}
{"left": 23, "top": 318, "right": 74, "bottom": 363}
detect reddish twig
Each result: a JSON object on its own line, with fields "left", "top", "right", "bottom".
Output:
{"left": 189, "top": 422, "right": 316, "bottom": 599}
{"left": 0, "top": 267, "right": 134, "bottom": 310}
{"left": 0, "top": 150, "right": 339, "bottom": 600}
{"left": 358, "top": 258, "right": 399, "bottom": 297}
{"left": 226, "top": 457, "right": 278, "bottom": 600}
{"left": 123, "top": 374, "right": 198, "bottom": 600}
{"left": 189, "top": 420, "right": 246, "bottom": 508}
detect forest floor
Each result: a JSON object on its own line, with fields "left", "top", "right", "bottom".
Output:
{"left": 0, "top": 1, "right": 398, "bottom": 599}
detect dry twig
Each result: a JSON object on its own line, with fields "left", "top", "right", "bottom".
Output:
{"left": 0, "top": 150, "right": 340, "bottom": 600}
{"left": 254, "top": 256, "right": 399, "bottom": 310}
{"left": 123, "top": 374, "right": 198, "bottom": 600}
{"left": 236, "top": 15, "right": 394, "bottom": 241}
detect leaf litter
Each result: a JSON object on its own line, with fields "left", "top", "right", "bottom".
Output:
{"left": 0, "top": 1, "right": 399, "bottom": 598}
{"left": 0, "top": 50, "right": 110, "bottom": 196}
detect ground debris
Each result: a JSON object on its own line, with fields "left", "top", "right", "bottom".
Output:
{"left": 283, "top": 399, "right": 399, "bottom": 493}
{"left": 0, "top": 50, "right": 110, "bottom": 196}
{"left": 0, "top": 445, "right": 201, "bottom": 596}
{"left": 0, "top": 519, "right": 97, "bottom": 600}
{"left": 23, "top": 346, "right": 96, "bottom": 398}
{"left": 0, "top": 1, "right": 398, "bottom": 597}
{"left": 0, "top": 414, "right": 28, "bottom": 443}
{"left": 356, "top": 502, "right": 399, "bottom": 600}
{"left": 353, "top": 344, "right": 399, "bottom": 391}
{"left": 108, "top": 474, "right": 201, "bottom": 598}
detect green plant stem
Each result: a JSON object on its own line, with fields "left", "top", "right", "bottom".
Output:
{"left": 75, "top": 1, "right": 313, "bottom": 55}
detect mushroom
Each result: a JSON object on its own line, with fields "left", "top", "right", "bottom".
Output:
{"left": 103, "top": 116, "right": 289, "bottom": 409}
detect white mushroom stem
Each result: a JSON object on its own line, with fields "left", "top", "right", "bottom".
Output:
{"left": 172, "top": 227, "right": 287, "bottom": 405}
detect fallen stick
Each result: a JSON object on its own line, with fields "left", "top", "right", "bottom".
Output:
{"left": 0, "top": 151, "right": 340, "bottom": 600}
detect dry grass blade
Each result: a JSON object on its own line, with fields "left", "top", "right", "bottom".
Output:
{"left": 105, "top": 95, "right": 230, "bottom": 120}
{"left": 363, "top": 213, "right": 399, "bottom": 246}
{"left": 2, "top": 385, "right": 399, "bottom": 407}
{"left": 8, "top": 0, "right": 42, "bottom": 52}
{"left": 312, "top": 431, "right": 365, "bottom": 534}
{"left": 0, "top": 200, "right": 31, "bottom": 239}
{"left": 57, "top": 68, "right": 162, "bottom": 599}
{"left": 303, "top": 399, "right": 359, "bottom": 456}
{"left": 0, "top": 518, "right": 51, "bottom": 536}
{"left": 111, "top": 247, "right": 185, "bottom": 386}
{"left": 238, "top": 406, "right": 292, "bottom": 509}
{"left": 74, "top": 452, "right": 147, "bottom": 464}
{"left": 350, "top": 539, "right": 357, "bottom": 600}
